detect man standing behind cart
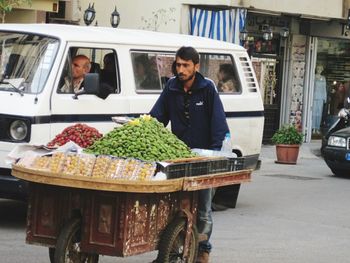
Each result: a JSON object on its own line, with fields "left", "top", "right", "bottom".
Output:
{"left": 150, "top": 46, "right": 229, "bottom": 263}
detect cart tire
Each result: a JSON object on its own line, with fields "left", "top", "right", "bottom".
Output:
{"left": 49, "top": 247, "right": 55, "bottom": 263}
{"left": 157, "top": 217, "right": 198, "bottom": 263}
{"left": 54, "top": 217, "right": 99, "bottom": 263}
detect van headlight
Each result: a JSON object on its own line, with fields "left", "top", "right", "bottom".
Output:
{"left": 328, "top": 136, "right": 347, "bottom": 147}
{"left": 9, "top": 120, "right": 28, "bottom": 141}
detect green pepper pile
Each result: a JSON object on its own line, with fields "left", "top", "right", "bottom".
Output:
{"left": 84, "top": 115, "right": 196, "bottom": 161}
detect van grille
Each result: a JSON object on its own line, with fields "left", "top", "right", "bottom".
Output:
{"left": 239, "top": 56, "right": 257, "bottom": 92}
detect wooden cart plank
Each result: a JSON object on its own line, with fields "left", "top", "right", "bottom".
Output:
{"left": 182, "top": 169, "right": 252, "bottom": 191}
{"left": 12, "top": 165, "right": 183, "bottom": 193}
{"left": 12, "top": 165, "right": 252, "bottom": 193}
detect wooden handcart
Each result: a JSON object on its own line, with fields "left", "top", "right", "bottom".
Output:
{"left": 12, "top": 164, "right": 251, "bottom": 263}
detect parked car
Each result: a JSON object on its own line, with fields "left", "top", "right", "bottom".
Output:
{"left": 322, "top": 108, "right": 350, "bottom": 176}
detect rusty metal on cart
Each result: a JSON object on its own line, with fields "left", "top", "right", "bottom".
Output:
{"left": 183, "top": 169, "right": 252, "bottom": 191}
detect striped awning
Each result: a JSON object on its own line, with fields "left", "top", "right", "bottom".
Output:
{"left": 189, "top": 7, "right": 247, "bottom": 45}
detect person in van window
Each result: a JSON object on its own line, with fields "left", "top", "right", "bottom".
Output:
{"left": 99, "top": 52, "right": 117, "bottom": 98}
{"left": 60, "top": 55, "right": 91, "bottom": 93}
{"left": 217, "top": 63, "right": 238, "bottom": 93}
{"left": 133, "top": 54, "right": 159, "bottom": 90}
{"left": 150, "top": 46, "right": 229, "bottom": 263}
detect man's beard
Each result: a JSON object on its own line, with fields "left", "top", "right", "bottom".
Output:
{"left": 178, "top": 72, "right": 196, "bottom": 83}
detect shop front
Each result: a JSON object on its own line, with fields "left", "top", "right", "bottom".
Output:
{"left": 243, "top": 13, "right": 290, "bottom": 143}
{"left": 257, "top": 19, "right": 350, "bottom": 144}
{"left": 312, "top": 38, "right": 350, "bottom": 138}
{"left": 292, "top": 20, "right": 350, "bottom": 142}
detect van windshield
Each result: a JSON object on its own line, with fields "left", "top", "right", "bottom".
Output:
{"left": 0, "top": 32, "right": 59, "bottom": 94}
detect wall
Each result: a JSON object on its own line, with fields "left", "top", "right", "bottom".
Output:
{"left": 4, "top": 0, "right": 58, "bottom": 23}
{"left": 79, "top": 0, "right": 183, "bottom": 32}
{"left": 309, "top": 21, "right": 350, "bottom": 40}
{"left": 78, "top": 0, "right": 346, "bottom": 32}
{"left": 17, "top": 0, "right": 58, "bottom": 12}
{"left": 1, "top": 0, "right": 347, "bottom": 27}
{"left": 6, "top": 10, "right": 41, "bottom": 23}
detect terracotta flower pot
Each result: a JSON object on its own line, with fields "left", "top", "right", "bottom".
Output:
{"left": 275, "top": 144, "right": 300, "bottom": 164}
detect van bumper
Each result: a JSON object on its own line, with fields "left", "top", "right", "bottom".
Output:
{"left": 0, "top": 168, "right": 28, "bottom": 200}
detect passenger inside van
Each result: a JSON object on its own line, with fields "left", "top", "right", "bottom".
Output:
{"left": 90, "top": 61, "right": 101, "bottom": 74}
{"left": 217, "top": 63, "right": 238, "bottom": 93}
{"left": 133, "top": 54, "right": 159, "bottom": 90}
{"left": 60, "top": 55, "right": 91, "bottom": 93}
{"left": 99, "top": 52, "right": 117, "bottom": 98}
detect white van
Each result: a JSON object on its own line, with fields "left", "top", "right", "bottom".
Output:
{"left": 0, "top": 24, "right": 263, "bottom": 199}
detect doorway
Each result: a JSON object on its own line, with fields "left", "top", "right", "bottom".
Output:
{"left": 252, "top": 56, "right": 280, "bottom": 143}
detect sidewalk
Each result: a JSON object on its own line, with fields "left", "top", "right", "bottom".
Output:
{"left": 260, "top": 140, "right": 322, "bottom": 160}
{"left": 257, "top": 140, "right": 326, "bottom": 177}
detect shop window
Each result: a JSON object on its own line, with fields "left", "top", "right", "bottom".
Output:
{"left": 244, "top": 39, "right": 278, "bottom": 57}
{"left": 314, "top": 38, "right": 350, "bottom": 136}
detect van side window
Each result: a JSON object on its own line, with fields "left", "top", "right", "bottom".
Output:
{"left": 131, "top": 52, "right": 175, "bottom": 92}
{"left": 199, "top": 54, "right": 241, "bottom": 94}
{"left": 57, "top": 47, "right": 119, "bottom": 98}
{"left": 130, "top": 51, "right": 240, "bottom": 94}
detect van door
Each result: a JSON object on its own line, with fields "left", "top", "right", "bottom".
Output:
{"left": 50, "top": 44, "right": 129, "bottom": 138}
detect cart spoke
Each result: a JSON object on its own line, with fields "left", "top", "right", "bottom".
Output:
{"left": 168, "top": 252, "right": 184, "bottom": 262}
{"left": 168, "top": 232, "right": 186, "bottom": 262}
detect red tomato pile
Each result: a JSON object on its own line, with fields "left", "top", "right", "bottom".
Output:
{"left": 47, "top": 123, "right": 103, "bottom": 148}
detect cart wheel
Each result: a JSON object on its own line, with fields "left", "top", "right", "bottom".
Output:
{"left": 49, "top": 247, "right": 55, "bottom": 263}
{"left": 157, "top": 217, "right": 198, "bottom": 263}
{"left": 54, "top": 217, "right": 99, "bottom": 263}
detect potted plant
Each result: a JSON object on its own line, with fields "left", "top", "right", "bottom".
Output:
{"left": 271, "top": 125, "right": 304, "bottom": 164}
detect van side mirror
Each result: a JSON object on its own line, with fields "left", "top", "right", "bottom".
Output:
{"left": 84, "top": 73, "right": 100, "bottom": 94}
{"left": 73, "top": 73, "right": 100, "bottom": 99}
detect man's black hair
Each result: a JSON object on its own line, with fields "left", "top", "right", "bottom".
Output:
{"left": 175, "top": 46, "right": 199, "bottom": 65}
{"left": 219, "top": 63, "right": 235, "bottom": 76}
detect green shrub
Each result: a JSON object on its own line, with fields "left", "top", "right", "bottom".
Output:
{"left": 271, "top": 125, "right": 304, "bottom": 145}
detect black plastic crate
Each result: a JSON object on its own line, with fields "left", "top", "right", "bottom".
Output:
{"left": 159, "top": 157, "right": 240, "bottom": 179}
{"left": 228, "top": 157, "right": 245, "bottom": 171}
{"left": 209, "top": 158, "right": 229, "bottom": 174}
{"left": 159, "top": 162, "right": 188, "bottom": 179}
{"left": 187, "top": 160, "right": 210, "bottom": 176}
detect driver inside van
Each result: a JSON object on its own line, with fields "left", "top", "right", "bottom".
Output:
{"left": 60, "top": 55, "right": 91, "bottom": 93}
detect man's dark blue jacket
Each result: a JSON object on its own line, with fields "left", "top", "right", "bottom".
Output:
{"left": 150, "top": 72, "right": 229, "bottom": 150}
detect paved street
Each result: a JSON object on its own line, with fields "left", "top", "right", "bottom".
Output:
{"left": 1, "top": 141, "right": 350, "bottom": 262}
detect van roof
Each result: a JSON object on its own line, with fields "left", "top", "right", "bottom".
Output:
{"left": 0, "top": 23, "right": 245, "bottom": 51}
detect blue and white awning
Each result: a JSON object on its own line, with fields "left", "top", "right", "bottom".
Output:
{"left": 189, "top": 7, "right": 247, "bottom": 45}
